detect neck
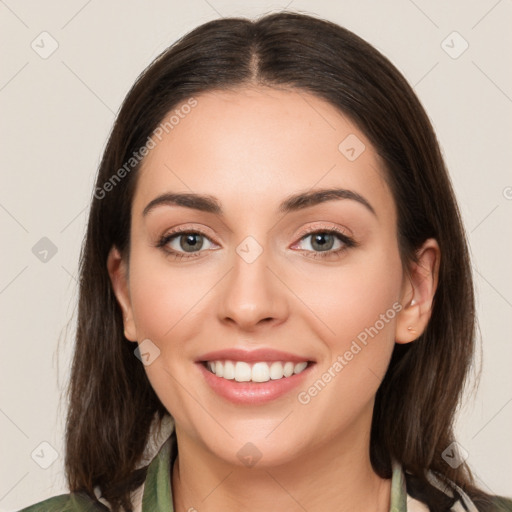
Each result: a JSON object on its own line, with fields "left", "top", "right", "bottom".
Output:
{"left": 171, "top": 415, "right": 391, "bottom": 512}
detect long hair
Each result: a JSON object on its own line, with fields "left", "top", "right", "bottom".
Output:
{"left": 65, "top": 11, "right": 493, "bottom": 511}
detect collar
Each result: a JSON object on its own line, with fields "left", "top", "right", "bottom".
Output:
{"left": 140, "top": 429, "right": 410, "bottom": 511}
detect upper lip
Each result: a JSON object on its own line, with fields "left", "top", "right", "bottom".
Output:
{"left": 196, "top": 348, "right": 315, "bottom": 364}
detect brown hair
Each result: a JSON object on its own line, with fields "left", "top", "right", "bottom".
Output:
{"left": 65, "top": 11, "right": 494, "bottom": 511}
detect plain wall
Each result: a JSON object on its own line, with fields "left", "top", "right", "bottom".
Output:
{"left": 1, "top": 1, "right": 511, "bottom": 510}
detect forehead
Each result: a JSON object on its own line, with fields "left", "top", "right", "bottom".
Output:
{"left": 133, "top": 86, "right": 395, "bottom": 224}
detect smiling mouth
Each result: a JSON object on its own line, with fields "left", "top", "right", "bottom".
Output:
{"left": 200, "top": 360, "right": 314, "bottom": 383}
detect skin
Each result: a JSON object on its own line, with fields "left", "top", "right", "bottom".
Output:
{"left": 108, "top": 86, "right": 440, "bottom": 512}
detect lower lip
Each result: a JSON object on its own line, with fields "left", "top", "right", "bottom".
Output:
{"left": 196, "top": 362, "right": 315, "bottom": 405}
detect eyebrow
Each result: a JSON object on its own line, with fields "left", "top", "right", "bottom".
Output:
{"left": 142, "top": 187, "right": 376, "bottom": 217}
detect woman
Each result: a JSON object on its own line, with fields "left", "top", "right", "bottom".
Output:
{"left": 19, "top": 11, "right": 512, "bottom": 512}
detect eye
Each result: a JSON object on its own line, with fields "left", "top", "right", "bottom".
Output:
{"left": 156, "top": 227, "right": 217, "bottom": 260}
{"left": 292, "top": 226, "right": 357, "bottom": 259}
{"left": 155, "top": 224, "right": 358, "bottom": 262}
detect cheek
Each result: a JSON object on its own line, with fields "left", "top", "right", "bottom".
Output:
{"left": 126, "top": 246, "right": 231, "bottom": 406}
{"left": 291, "top": 246, "right": 402, "bottom": 424}
{"left": 127, "top": 247, "right": 219, "bottom": 340}
{"left": 293, "top": 244, "right": 403, "bottom": 377}
{"left": 129, "top": 237, "right": 403, "bottom": 352}
{"left": 129, "top": 273, "right": 181, "bottom": 341}
{"left": 126, "top": 250, "right": 221, "bottom": 418}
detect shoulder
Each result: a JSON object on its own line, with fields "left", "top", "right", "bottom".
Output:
{"left": 401, "top": 462, "right": 512, "bottom": 512}
{"left": 18, "top": 491, "right": 110, "bottom": 512}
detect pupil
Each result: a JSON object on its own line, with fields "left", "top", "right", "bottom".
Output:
{"left": 182, "top": 234, "right": 202, "bottom": 252}
{"left": 312, "top": 233, "right": 334, "bottom": 251}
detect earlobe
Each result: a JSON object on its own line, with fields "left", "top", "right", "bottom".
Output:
{"left": 395, "top": 295, "right": 420, "bottom": 344}
{"left": 395, "top": 238, "right": 441, "bottom": 344}
{"left": 106, "top": 246, "right": 137, "bottom": 342}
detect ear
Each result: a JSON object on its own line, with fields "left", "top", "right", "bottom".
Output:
{"left": 395, "top": 238, "right": 441, "bottom": 344}
{"left": 107, "top": 246, "right": 137, "bottom": 342}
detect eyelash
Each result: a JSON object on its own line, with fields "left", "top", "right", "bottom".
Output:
{"left": 155, "top": 225, "right": 358, "bottom": 261}
{"left": 294, "top": 225, "right": 357, "bottom": 259}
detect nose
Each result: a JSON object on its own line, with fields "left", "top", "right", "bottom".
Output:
{"left": 217, "top": 244, "right": 289, "bottom": 332}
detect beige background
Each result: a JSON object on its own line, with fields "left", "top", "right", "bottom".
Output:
{"left": 1, "top": 1, "right": 511, "bottom": 510}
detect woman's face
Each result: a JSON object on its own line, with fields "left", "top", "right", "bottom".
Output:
{"left": 109, "top": 86, "right": 430, "bottom": 467}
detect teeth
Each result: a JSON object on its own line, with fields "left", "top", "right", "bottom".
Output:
{"left": 235, "top": 361, "right": 252, "bottom": 382}
{"left": 223, "top": 360, "right": 235, "bottom": 380}
{"left": 215, "top": 361, "right": 223, "bottom": 377}
{"left": 205, "top": 360, "right": 309, "bottom": 382}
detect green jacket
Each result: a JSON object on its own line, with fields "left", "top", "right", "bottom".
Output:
{"left": 18, "top": 428, "right": 512, "bottom": 511}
